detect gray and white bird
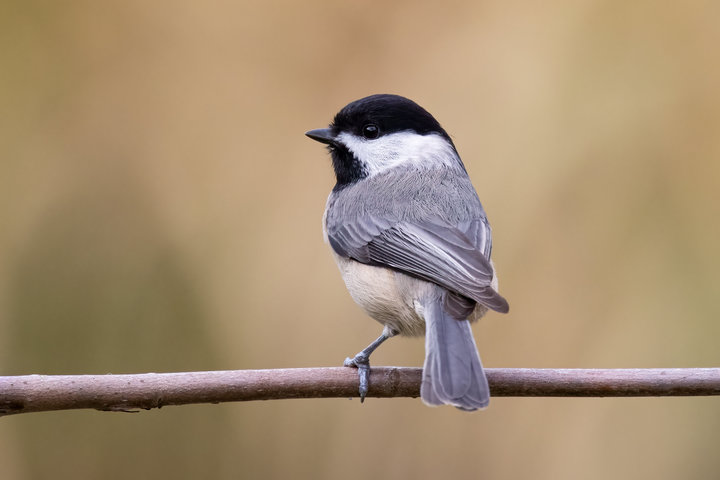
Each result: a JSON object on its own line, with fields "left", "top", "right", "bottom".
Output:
{"left": 306, "top": 94, "right": 509, "bottom": 411}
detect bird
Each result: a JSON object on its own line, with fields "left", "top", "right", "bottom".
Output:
{"left": 305, "top": 94, "right": 508, "bottom": 411}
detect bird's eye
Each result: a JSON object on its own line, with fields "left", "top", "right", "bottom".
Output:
{"left": 362, "top": 124, "right": 379, "bottom": 139}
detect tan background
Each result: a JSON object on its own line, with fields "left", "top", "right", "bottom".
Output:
{"left": 1, "top": 1, "right": 719, "bottom": 478}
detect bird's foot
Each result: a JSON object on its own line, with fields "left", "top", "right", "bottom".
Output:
{"left": 342, "top": 330, "right": 395, "bottom": 403}
{"left": 344, "top": 352, "right": 371, "bottom": 402}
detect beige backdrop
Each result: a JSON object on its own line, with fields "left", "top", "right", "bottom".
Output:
{"left": 1, "top": 1, "right": 719, "bottom": 478}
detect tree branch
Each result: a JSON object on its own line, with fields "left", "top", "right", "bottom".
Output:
{"left": 1, "top": 367, "right": 719, "bottom": 416}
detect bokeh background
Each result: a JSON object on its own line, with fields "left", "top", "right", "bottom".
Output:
{"left": 1, "top": 0, "right": 719, "bottom": 478}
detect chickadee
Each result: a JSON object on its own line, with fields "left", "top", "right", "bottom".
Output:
{"left": 306, "top": 94, "right": 509, "bottom": 411}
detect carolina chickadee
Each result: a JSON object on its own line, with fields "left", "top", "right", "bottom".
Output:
{"left": 306, "top": 94, "right": 509, "bottom": 411}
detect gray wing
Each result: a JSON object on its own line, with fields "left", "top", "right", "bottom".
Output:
{"left": 328, "top": 214, "right": 509, "bottom": 314}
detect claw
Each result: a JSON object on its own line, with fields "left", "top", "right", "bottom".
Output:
{"left": 344, "top": 353, "right": 371, "bottom": 401}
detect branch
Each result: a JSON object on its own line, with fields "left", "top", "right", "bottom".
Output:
{"left": 1, "top": 367, "right": 719, "bottom": 416}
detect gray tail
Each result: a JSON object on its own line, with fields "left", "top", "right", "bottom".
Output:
{"left": 420, "top": 299, "right": 489, "bottom": 411}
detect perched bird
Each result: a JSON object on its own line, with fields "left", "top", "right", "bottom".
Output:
{"left": 306, "top": 94, "right": 508, "bottom": 411}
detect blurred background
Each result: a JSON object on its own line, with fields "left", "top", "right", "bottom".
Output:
{"left": 1, "top": 0, "right": 719, "bottom": 478}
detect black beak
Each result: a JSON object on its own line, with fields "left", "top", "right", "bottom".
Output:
{"left": 305, "top": 128, "right": 335, "bottom": 145}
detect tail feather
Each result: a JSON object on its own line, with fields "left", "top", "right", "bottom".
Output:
{"left": 420, "top": 298, "right": 489, "bottom": 411}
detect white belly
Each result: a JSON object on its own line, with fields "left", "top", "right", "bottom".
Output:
{"left": 333, "top": 252, "right": 441, "bottom": 337}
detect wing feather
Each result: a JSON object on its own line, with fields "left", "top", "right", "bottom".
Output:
{"left": 328, "top": 215, "right": 509, "bottom": 314}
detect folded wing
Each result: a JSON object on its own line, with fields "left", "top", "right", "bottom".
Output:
{"left": 328, "top": 214, "right": 509, "bottom": 314}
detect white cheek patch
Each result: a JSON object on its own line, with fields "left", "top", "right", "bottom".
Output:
{"left": 336, "top": 131, "right": 459, "bottom": 177}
